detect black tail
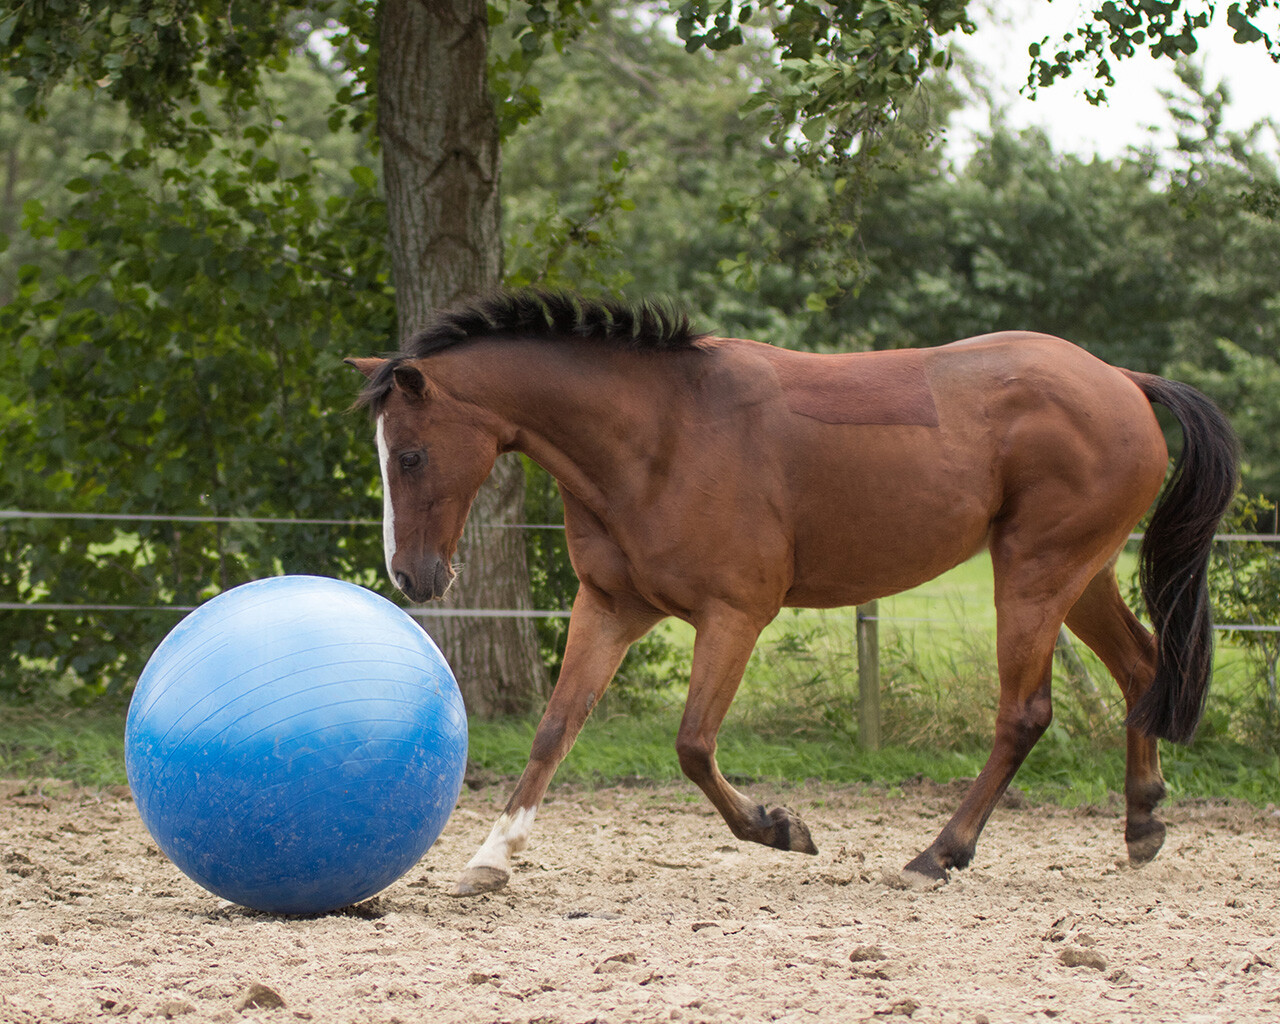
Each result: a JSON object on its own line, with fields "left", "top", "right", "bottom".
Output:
{"left": 1122, "top": 371, "right": 1239, "bottom": 743}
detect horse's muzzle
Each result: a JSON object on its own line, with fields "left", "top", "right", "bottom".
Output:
{"left": 394, "top": 558, "right": 455, "bottom": 603}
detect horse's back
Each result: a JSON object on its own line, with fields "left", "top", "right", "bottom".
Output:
{"left": 749, "top": 330, "right": 1160, "bottom": 444}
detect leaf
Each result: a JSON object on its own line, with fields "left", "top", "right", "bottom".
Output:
{"left": 157, "top": 227, "right": 191, "bottom": 254}
{"left": 801, "top": 116, "right": 828, "bottom": 143}
{"left": 56, "top": 226, "right": 86, "bottom": 251}
{"left": 350, "top": 165, "right": 377, "bottom": 190}
{"left": 1227, "top": 3, "right": 1265, "bottom": 44}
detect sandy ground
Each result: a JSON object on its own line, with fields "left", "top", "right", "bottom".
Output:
{"left": 2, "top": 776, "right": 1279, "bottom": 1024}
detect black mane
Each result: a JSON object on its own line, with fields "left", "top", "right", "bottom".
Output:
{"left": 355, "top": 290, "right": 706, "bottom": 413}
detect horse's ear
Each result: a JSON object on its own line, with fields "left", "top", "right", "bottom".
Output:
{"left": 344, "top": 357, "right": 385, "bottom": 380}
{"left": 392, "top": 363, "right": 429, "bottom": 400}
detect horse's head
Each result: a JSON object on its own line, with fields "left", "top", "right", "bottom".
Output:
{"left": 347, "top": 357, "right": 501, "bottom": 603}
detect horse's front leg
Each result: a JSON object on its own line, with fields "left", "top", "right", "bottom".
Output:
{"left": 676, "top": 604, "right": 819, "bottom": 855}
{"left": 449, "top": 586, "right": 663, "bottom": 897}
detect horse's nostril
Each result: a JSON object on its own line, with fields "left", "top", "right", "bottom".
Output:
{"left": 394, "top": 571, "right": 412, "bottom": 594}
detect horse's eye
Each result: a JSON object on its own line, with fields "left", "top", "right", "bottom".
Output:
{"left": 399, "top": 452, "right": 422, "bottom": 471}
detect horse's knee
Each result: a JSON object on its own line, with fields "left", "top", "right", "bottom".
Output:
{"left": 1026, "top": 691, "right": 1053, "bottom": 738}
{"left": 675, "top": 731, "right": 713, "bottom": 783}
{"left": 528, "top": 714, "right": 569, "bottom": 768}
{"left": 998, "top": 690, "right": 1053, "bottom": 756}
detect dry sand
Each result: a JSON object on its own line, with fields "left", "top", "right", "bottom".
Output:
{"left": 3, "top": 777, "right": 1279, "bottom": 1023}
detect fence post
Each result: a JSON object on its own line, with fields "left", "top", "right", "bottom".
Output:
{"left": 857, "top": 600, "right": 881, "bottom": 750}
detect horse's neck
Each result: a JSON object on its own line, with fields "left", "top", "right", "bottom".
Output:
{"left": 436, "top": 339, "right": 682, "bottom": 509}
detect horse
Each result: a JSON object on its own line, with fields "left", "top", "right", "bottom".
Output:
{"left": 347, "top": 289, "right": 1238, "bottom": 896}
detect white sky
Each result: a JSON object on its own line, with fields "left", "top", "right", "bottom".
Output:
{"left": 950, "top": 0, "right": 1280, "bottom": 160}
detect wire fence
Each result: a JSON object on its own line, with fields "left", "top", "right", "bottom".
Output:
{"left": 1, "top": 509, "right": 1276, "bottom": 630}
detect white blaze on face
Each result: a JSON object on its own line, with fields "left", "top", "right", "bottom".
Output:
{"left": 375, "top": 414, "right": 396, "bottom": 585}
{"left": 464, "top": 807, "right": 537, "bottom": 876}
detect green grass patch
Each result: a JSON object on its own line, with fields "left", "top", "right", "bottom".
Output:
{"left": 468, "top": 707, "right": 1280, "bottom": 806}
{"left": 2, "top": 701, "right": 1276, "bottom": 807}
{"left": 0, "top": 704, "right": 131, "bottom": 787}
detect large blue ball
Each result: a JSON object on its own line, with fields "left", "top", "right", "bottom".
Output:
{"left": 125, "top": 575, "right": 467, "bottom": 915}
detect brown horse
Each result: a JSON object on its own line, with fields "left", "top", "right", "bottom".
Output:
{"left": 348, "top": 290, "right": 1238, "bottom": 896}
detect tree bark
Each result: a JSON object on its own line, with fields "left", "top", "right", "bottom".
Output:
{"left": 378, "top": 0, "right": 546, "bottom": 717}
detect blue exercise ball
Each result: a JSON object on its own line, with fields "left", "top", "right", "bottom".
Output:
{"left": 125, "top": 575, "right": 467, "bottom": 915}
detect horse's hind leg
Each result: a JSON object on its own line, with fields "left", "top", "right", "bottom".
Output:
{"left": 1064, "top": 563, "right": 1167, "bottom": 865}
{"left": 903, "top": 519, "right": 1109, "bottom": 882}
{"left": 902, "top": 601, "right": 1059, "bottom": 882}
{"left": 675, "top": 604, "right": 819, "bottom": 855}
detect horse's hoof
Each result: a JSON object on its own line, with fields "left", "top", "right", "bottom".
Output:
{"left": 901, "top": 849, "right": 948, "bottom": 884}
{"left": 447, "top": 866, "right": 509, "bottom": 897}
{"left": 768, "top": 806, "right": 819, "bottom": 854}
{"left": 1126, "top": 818, "right": 1167, "bottom": 866}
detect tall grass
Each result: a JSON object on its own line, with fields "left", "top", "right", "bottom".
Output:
{"left": 0, "top": 704, "right": 132, "bottom": 786}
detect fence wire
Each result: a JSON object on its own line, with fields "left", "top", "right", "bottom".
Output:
{"left": 1, "top": 510, "right": 1275, "bottom": 628}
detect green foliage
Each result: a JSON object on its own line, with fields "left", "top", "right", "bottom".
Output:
{"left": 0, "top": 0, "right": 323, "bottom": 141}
{"left": 674, "top": 1, "right": 974, "bottom": 314}
{"left": 744, "top": 580, "right": 1002, "bottom": 752}
{"left": 676, "top": 0, "right": 973, "bottom": 161}
{"left": 488, "top": 0, "right": 600, "bottom": 139}
{"left": 1027, "top": 0, "right": 1279, "bottom": 104}
{"left": 0, "top": 704, "right": 129, "bottom": 785}
{"left": 520, "top": 458, "right": 574, "bottom": 674}
{"left": 500, "top": 7, "right": 962, "bottom": 344}
{"left": 0, "top": 61, "right": 394, "bottom": 700}
{"left": 504, "top": 151, "right": 636, "bottom": 292}
{"left": 846, "top": 128, "right": 1185, "bottom": 366}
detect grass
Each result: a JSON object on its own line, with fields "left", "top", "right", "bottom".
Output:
{"left": 0, "top": 703, "right": 134, "bottom": 787}
{"left": 4, "top": 698, "right": 1277, "bottom": 809}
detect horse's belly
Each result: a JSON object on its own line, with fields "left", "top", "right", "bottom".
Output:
{"left": 782, "top": 439, "right": 997, "bottom": 608}
{"left": 785, "top": 524, "right": 989, "bottom": 607}
{"left": 785, "top": 541, "right": 985, "bottom": 607}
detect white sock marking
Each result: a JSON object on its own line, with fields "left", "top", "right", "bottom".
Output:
{"left": 465, "top": 807, "right": 537, "bottom": 876}
{"left": 375, "top": 414, "right": 397, "bottom": 585}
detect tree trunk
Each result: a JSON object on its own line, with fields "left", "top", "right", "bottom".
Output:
{"left": 377, "top": 0, "right": 547, "bottom": 717}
